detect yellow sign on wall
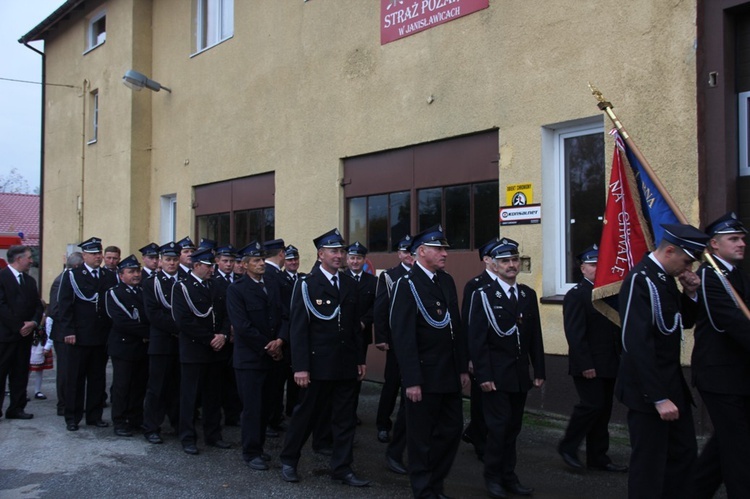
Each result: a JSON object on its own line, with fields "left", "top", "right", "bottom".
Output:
{"left": 506, "top": 183, "right": 533, "bottom": 206}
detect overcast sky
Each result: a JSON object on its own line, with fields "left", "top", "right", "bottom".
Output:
{"left": 0, "top": 1, "right": 66, "bottom": 192}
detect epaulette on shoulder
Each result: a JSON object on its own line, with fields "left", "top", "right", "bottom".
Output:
{"left": 477, "top": 282, "right": 492, "bottom": 291}
{"left": 300, "top": 274, "right": 309, "bottom": 281}
{"left": 473, "top": 276, "right": 481, "bottom": 282}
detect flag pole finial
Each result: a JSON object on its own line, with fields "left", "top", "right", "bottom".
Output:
{"left": 588, "top": 83, "right": 628, "bottom": 139}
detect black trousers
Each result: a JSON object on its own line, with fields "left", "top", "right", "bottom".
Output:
{"left": 626, "top": 407, "right": 696, "bottom": 499}
{"left": 405, "top": 391, "right": 463, "bottom": 498}
{"left": 385, "top": 387, "right": 407, "bottom": 462}
{"left": 559, "top": 376, "right": 615, "bottom": 466}
{"left": 219, "top": 350, "right": 242, "bottom": 425}
{"left": 463, "top": 374, "right": 488, "bottom": 456}
{"left": 266, "top": 359, "right": 287, "bottom": 426}
{"left": 0, "top": 338, "right": 32, "bottom": 416}
{"left": 65, "top": 343, "right": 107, "bottom": 425}
{"left": 142, "top": 354, "right": 180, "bottom": 435}
{"left": 693, "top": 390, "right": 750, "bottom": 499}
{"left": 280, "top": 378, "right": 358, "bottom": 478}
{"left": 179, "top": 361, "right": 223, "bottom": 446}
{"left": 53, "top": 340, "right": 68, "bottom": 413}
{"left": 235, "top": 368, "right": 275, "bottom": 461}
{"left": 376, "top": 348, "right": 401, "bottom": 431}
{"left": 111, "top": 355, "right": 149, "bottom": 430}
{"left": 482, "top": 390, "right": 527, "bottom": 484}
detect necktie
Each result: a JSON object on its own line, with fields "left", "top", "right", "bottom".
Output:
{"left": 259, "top": 280, "right": 268, "bottom": 295}
{"left": 292, "top": 274, "right": 297, "bottom": 282}
{"left": 17, "top": 273, "right": 23, "bottom": 286}
{"left": 432, "top": 275, "right": 439, "bottom": 285}
{"left": 92, "top": 269, "right": 99, "bottom": 279}
{"left": 331, "top": 275, "right": 338, "bottom": 289}
{"left": 225, "top": 274, "right": 232, "bottom": 284}
{"left": 355, "top": 274, "right": 360, "bottom": 282}
{"left": 509, "top": 286, "right": 518, "bottom": 308}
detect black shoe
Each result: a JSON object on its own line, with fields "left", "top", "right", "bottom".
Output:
{"left": 145, "top": 433, "right": 163, "bottom": 444}
{"left": 114, "top": 428, "right": 133, "bottom": 437}
{"left": 558, "top": 448, "right": 584, "bottom": 470}
{"left": 246, "top": 456, "right": 269, "bottom": 471}
{"left": 281, "top": 464, "right": 299, "bottom": 483}
{"left": 261, "top": 452, "right": 271, "bottom": 461}
{"left": 266, "top": 426, "right": 280, "bottom": 438}
{"left": 66, "top": 423, "right": 79, "bottom": 431}
{"left": 377, "top": 430, "right": 390, "bottom": 443}
{"left": 504, "top": 482, "right": 533, "bottom": 496}
{"left": 86, "top": 420, "right": 109, "bottom": 428}
{"left": 183, "top": 443, "right": 199, "bottom": 455}
{"left": 386, "top": 455, "right": 407, "bottom": 475}
{"left": 314, "top": 447, "right": 333, "bottom": 457}
{"left": 486, "top": 481, "right": 509, "bottom": 499}
{"left": 589, "top": 463, "right": 629, "bottom": 473}
{"left": 224, "top": 419, "right": 240, "bottom": 427}
{"left": 34, "top": 392, "right": 47, "bottom": 400}
{"left": 208, "top": 440, "right": 232, "bottom": 449}
{"left": 6, "top": 410, "right": 33, "bottom": 420}
{"left": 336, "top": 472, "right": 370, "bottom": 487}
{"left": 270, "top": 421, "right": 288, "bottom": 431}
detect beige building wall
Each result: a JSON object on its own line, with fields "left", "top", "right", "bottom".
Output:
{"left": 39, "top": 0, "right": 698, "bottom": 355}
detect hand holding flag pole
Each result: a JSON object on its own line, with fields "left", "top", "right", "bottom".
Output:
{"left": 589, "top": 83, "right": 750, "bottom": 320}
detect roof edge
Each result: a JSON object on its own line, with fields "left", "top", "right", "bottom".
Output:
{"left": 18, "top": 0, "right": 87, "bottom": 45}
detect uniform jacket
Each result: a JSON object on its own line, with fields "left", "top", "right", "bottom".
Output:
{"left": 288, "top": 267, "right": 363, "bottom": 380}
{"left": 563, "top": 278, "right": 621, "bottom": 377}
{"left": 692, "top": 260, "right": 750, "bottom": 395}
{"left": 461, "top": 270, "right": 495, "bottom": 335}
{"left": 373, "top": 263, "right": 409, "bottom": 345}
{"left": 346, "top": 269, "right": 377, "bottom": 346}
{"left": 142, "top": 271, "right": 180, "bottom": 356}
{"left": 211, "top": 272, "right": 236, "bottom": 362}
{"left": 468, "top": 278, "right": 545, "bottom": 392}
{"left": 105, "top": 282, "right": 149, "bottom": 361}
{"left": 171, "top": 274, "right": 228, "bottom": 363}
{"left": 0, "top": 267, "right": 43, "bottom": 343}
{"left": 227, "top": 275, "right": 288, "bottom": 370}
{"left": 56, "top": 266, "right": 117, "bottom": 346}
{"left": 390, "top": 264, "right": 467, "bottom": 394}
{"left": 616, "top": 256, "right": 698, "bottom": 412}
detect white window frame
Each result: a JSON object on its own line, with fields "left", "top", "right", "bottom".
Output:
{"left": 84, "top": 10, "right": 106, "bottom": 53}
{"left": 160, "top": 194, "right": 178, "bottom": 243}
{"left": 192, "top": 0, "right": 234, "bottom": 56}
{"left": 541, "top": 116, "right": 604, "bottom": 297}
{"left": 739, "top": 91, "right": 750, "bottom": 176}
{"left": 88, "top": 90, "right": 98, "bottom": 145}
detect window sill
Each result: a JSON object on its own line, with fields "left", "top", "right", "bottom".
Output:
{"left": 190, "top": 35, "right": 233, "bottom": 58}
{"left": 83, "top": 40, "right": 105, "bottom": 56}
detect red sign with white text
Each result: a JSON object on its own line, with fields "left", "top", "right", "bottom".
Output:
{"left": 381, "top": 0, "right": 490, "bottom": 45}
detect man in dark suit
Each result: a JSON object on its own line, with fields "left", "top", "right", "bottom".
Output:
{"left": 176, "top": 236, "right": 196, "bottom": 279}
{"left": 468, "top": 238, "right": 545, "bottom": 499}
{"left": 212, "top": 244, "right": 242, "bottom": 427}
{"left": 691, "top": 213, "right": 750, "bottom": 498}
{"left": 281, "top": 244, "right": 302, "bottom": 417}
{"left": 616, "top": 224, "right": 708, "bottom": 499}
{"left": 374, "top": 235, "right": 412, "bottom": 472}
{"left": 47, "top": 251, "right": 83, "bottom": 416}
{"left": 390, "top": 225, "right": 470, "bottom": 498}
{"left": 142, "top": 242, "right": 182, "bottom": 444}
{"left": 0, "top": 245, "right": 43, "bottom": 420}
{"left": 56, "top": 237, "right": 118, "bottom": 431}
{"left": 558, "top": 245, "right": 626, "bottom": 472}
{"left": 139, "top": 243, "right": 160, "bottom": 280}
{"left": 460, "top": 236, "right": 501, "bottom": 461}
{"left": 172, "top": 247, "right": 231, "bottom": 455}
{"left": 227, "top": 241, "right": 287, "bottom": 471}
{"left": 105, "top": 255, "right": 149, "bottom": 437}
{"left": 279, "top": 228, "right": 369, "bottom": 487}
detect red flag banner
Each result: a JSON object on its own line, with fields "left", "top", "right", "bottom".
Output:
{"left": 592, "top": 131, "right": 651, "bottom": 324}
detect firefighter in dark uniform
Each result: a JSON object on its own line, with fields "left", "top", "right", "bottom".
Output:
{"left": 142, "top": 241, "right": 182, "bottom": 444}
{"left": 139, "top": 243, "right": 160, "bottom": 279}
{"left": 374, "top": 235, "right": 412, "bottom": 475}
{"left": 212, "top": 244, "right": 242, "bottom": 427}
{"left": 57, "top": 237, "right": 118, "bottom": 431}
{"left": 171, "top": 247, "right": 231, "bottom": 455}
{"left": 105, "top": 254, "right": 149, "bottom": 437}
{"left": 390, "top": 224, "right": 469, "bottom": 498}
{"left": 461, "top": 236, "right": 502, "bottom": 461}
{"left": 279, "top": 228, "right": 369, "bottom": 487}
{"left": 227, "top": 241, "right": 288, "bottom": 471}
{"left": 281, "top": 244, "right": 302, "bottom": 417}
{"left": 176, "top": 236, "right": 196, "bottom": 279}
{"left": 616, "top": 224, "right": 707, "bottom": 499}
{"left": 468, "top": 238, "right": 545, "bottom": 499}
{"left": 558, "top": 245, "right": 627, "bottom": 472}
{"left": 691, "top": 213, "right": 750, "bottom": 499}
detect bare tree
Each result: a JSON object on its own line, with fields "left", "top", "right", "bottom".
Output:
{"left": 0, "top": 168, "right": 32, "bottom": 194}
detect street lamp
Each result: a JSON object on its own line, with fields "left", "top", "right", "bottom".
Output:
{"left": 122, "top": 69, "right": 171, "bottom": 93}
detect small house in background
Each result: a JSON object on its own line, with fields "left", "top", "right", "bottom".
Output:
{"left": 0, "top": 193, "right": 40, "bottom": 281}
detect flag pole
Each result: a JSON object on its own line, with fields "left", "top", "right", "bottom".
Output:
{"left": 588, "top": 83, "right": 688, "bottom": 224}
{"left": 589, "top": 84, "right": 750, "bottom": 320}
